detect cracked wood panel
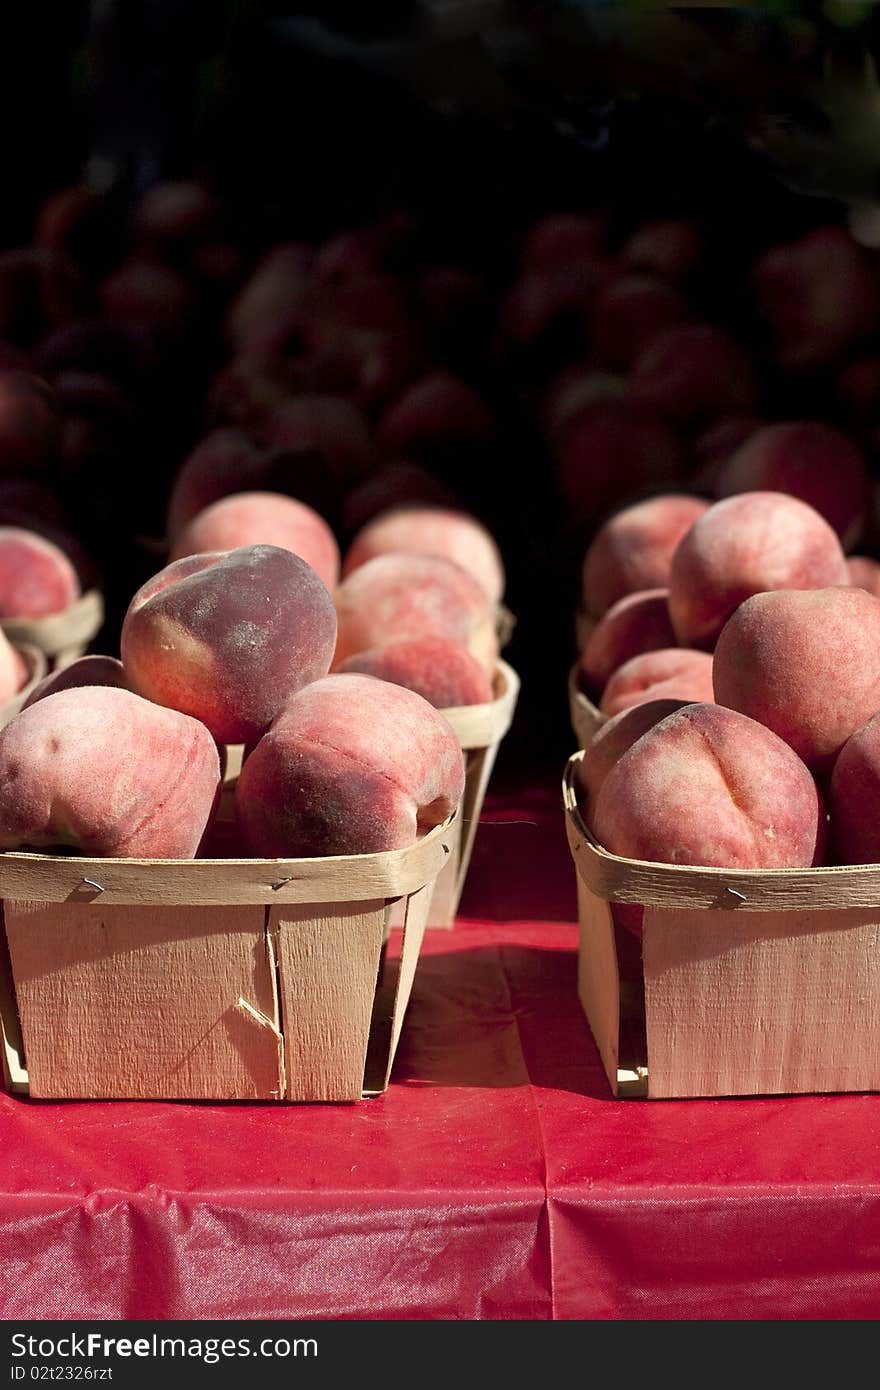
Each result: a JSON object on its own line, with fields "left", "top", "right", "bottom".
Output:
{"left": 3, "top": 901, "right": 281, "bottom": 1099}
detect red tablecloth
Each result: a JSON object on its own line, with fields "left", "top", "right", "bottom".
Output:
{"left": 4, "top": 781, "right": 880, "bottom": 1321}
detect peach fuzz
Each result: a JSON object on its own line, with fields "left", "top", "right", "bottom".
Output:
{"left": 0, "top": 686, "right": 221, "bottom": 858}
{"left": 668, "top": 492, "right": 849, "bottom": 650}
{"left": 337, "top": 637, "right": 493, "bottom": 709}
{"left": 22, "top": 654, "right": 128, "bottom": 710}
{"left": 847, "top": 555, "right": 880, "bottom": 598}
{"left": 0, "top": 628, "right": 26, "bottom": 703}
{"left": 121, "top": 545, "right": 337, "bottom": 744}
{"left": 593, "top": 702, "right": 824, "bottom": 872}
{"left": 713, "top": 421, "right": 870, "bottom": 548}
{"left": 235, "top": 673, "right": 465, "bottom": 858}
{"left": 170, "top": 491, "right": 340, "bottom": 590}
{"left": 600, "top": 647, "right": 714, "bottom": 717}
{"left": 555, "top": 399, "right": 687, "bottom": 522}
{"left": 829, "top": 712, "right": 880, "bottom": 864}
{"left": 581, "top": 492, "right": 709, "bottom": 617}
{"left": 342, "top": 505, "right": 504, "bottom": 605}
{"left": 577, "top": 589, "right": 676, "bottom": 697}
{"left": 0, "top": 527, "right": 80, "bottom": 619}
{"left": 333, "top": 552, "right": 498, "bottom": 676}
{"left": 713, "top": 586, "right": 880, "bottom": 773}
{"left": 575, "top": 697, "right": 689, "bottom": 824}
{"left": 629, "top": 323, "right": 756, "bottom": 427}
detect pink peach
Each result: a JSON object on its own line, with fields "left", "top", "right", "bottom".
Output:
{"left": 342, "top": 505, "right": 504, "bottom": 604}
{"left": 581, "top": 492, "right": 709, "bottom": 617}
{"left": 0, "top": 686, "right": 220, "bottom": 858}
{"left": 713, "top": 586, "right": 880, "bottom": 772}
{"left": 170, "top": 491, "right": 340, "bottom": 590}
{"left": 578, "top": 589, "right": 676, "bottom": 697}
{"left": 0, "top": 527, "right": 80, "bottom": 618}
{"left": 668, "top": 492, "right": 849, "bottom": 650}
{"left": 235, "top": 673, "right": 464, "bottom": 857}
{"left": 336, "top": 637, "right": 493, "bottom": 708}
{"left": 333, "top": 552, "right": 498, "bottom": 675}
{"left": 599, "top": 647, "right": 714, "bottom": 716}
{"left": 121, "top": 545, "right": 337, "bottom": 744}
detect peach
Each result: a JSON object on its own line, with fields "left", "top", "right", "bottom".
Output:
{"left": 341, "top": 462, "right": 457, "bottom": 537}
{"left": 581, "top": 492, "right": 709, "bottom": 616}
{"left": 588, "top": 273, "right": 690, "bottom": 370}
{"left": 620, "top": 219, "right": 702, "bottom": 282}
{"left": 235, "top": 673, "right": 464, "bottom": 858}
{"left": 575, "top": 697, "right": 689, "bottom": 823}
{"left": 713, "top": 422, "right": 870, "bottom": 548}
{"left": 98, "top": 257, "right": 195, "bottom": 345}
{"left": 542, "top": 364, "right": 626, "bottom": 443}
{"left": 713, "top": 586, "right": 880, "bottom": 772}
{"left": 333, "top": 553, "right": 498, "bottom": 674}
{"left": 0, "top": 370, "right": 61, "bottom": 475}
{"left": 22, "top": 654, "right": 127, "bottom": 710}
{"left": 752, "top": 226, "right": 877, "bottom": 370}
{"left": 336, "top": 637, "right": 493, "bottom": 708}
{"left": 301, "top": 273, "right": 415, "bottom": 361}
{"left": 0, "top": 527, "right": 80, "bottom": 618}
{"left": 495, "top": 265, "right": 610, "bottom": 356}
{"left": 0, "top": 686, "right": 220, "bottom": 858}
{"left": 593, "top": 702, "right": 824, "bottom": 871}
{"left": 520, "top": 214, "right": 607, "bottom": 273}
{"left": 556, "top": 399, "right": 687, "bottom": 522}
{"left": 170, "top": 491, "right": 340, "bottom": 590}
{"left": 578, "top": 589, "right": 676, "bottom": 697}
{"left": 225, "top": 241, "right": 313, "bottom": 357}
{"left": 0, "top": 248, "right": 84, "bottom": 348}
{"left": 377, "top": 372, "right": 495, "bottom": 455}
{"left": 668, "top": 492, "right": 849, "bottom": 650}
{"left": 629, "top": 323, "right": 756, "bottom": 427}
{"left": 312, "top": 211, "right": 416, "bottom": 282}
{"left": 165, "top": 428, "right": 268, "bottom": 539}
{"left": 829, "top": 712, "right": 880, "bottom": 864}
{"left": 342, "top": 505, "right": 504, "bottom": 604}
{"left": 121, "top": 545, "right": 337, "bottom": 744}
{"left": 260, "top": 394, "right": 376, "bottom": 485}
{"left": 690, "top": 414, "right": 764, "bottom": 491}
{"left": 0, "top": 628, "right": 26, "bottom": 703}
{"left": 835, "top": 356, "right": 880, "bottom": 427}
{"left": 847, "top": 555, "right": 880, "bottom": 597}
{"left": 600, "top": 648, "right": 714, "bottom": 717}
{"left": 131, "top": 180, "right": 223, "bottom": 250}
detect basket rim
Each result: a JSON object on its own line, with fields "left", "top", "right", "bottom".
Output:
{"left": 0, "top": 589, "right": 104, "bottom": 656}
{"left": 0, "top": 808, "right": 459, "bottom": 906}
{"left": 441, "top": 658, "right": 520, "bottom": 749}
{"left": 563, "top": 750, "right": 880, "bottom": 911}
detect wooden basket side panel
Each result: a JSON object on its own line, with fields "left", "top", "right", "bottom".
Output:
{"left": 576, "top": 875, "right": 622, "bottom": 1097}
{"left": 642, "top": 905, "right": 880, "bottom": 1098}
{"left": 4, "top": 901, "right": 282, "bottom": 1100}
{"left": 270, "top": 899, "right": 388, "bottom": 1102}
{"left": 0, "top": 911, "right": 26, "bottom": 1093}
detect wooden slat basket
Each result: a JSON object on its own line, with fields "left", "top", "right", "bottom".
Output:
{"left": 568, "top": 660, "right": 607, "bottom": 751}
{"left": 1, "top": 590, "right": 104, "bottom": 671}
{"left": 563, "top": 749, "right": 880, "bottom": 1101}
{"left": 0, "top": 814, "right": 455, "bottom": 1103}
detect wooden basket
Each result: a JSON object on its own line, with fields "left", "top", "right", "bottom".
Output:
{"left": 426, "top": 659, "right": 520, "bottom": 928}
{"left": 0, "top": 815, "right": 455, "bottom": 1103}
{"left": 0, "top": 645, "right": 48, "bottom": 730}
{"left": 563, "top": 750, "right": 880, "bottom": 1100}
{"left": 0, "top": 590, "right": 104, "bottom": 671}
{"left": 568, "top": 660, "right": 607, "bottom": 750}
